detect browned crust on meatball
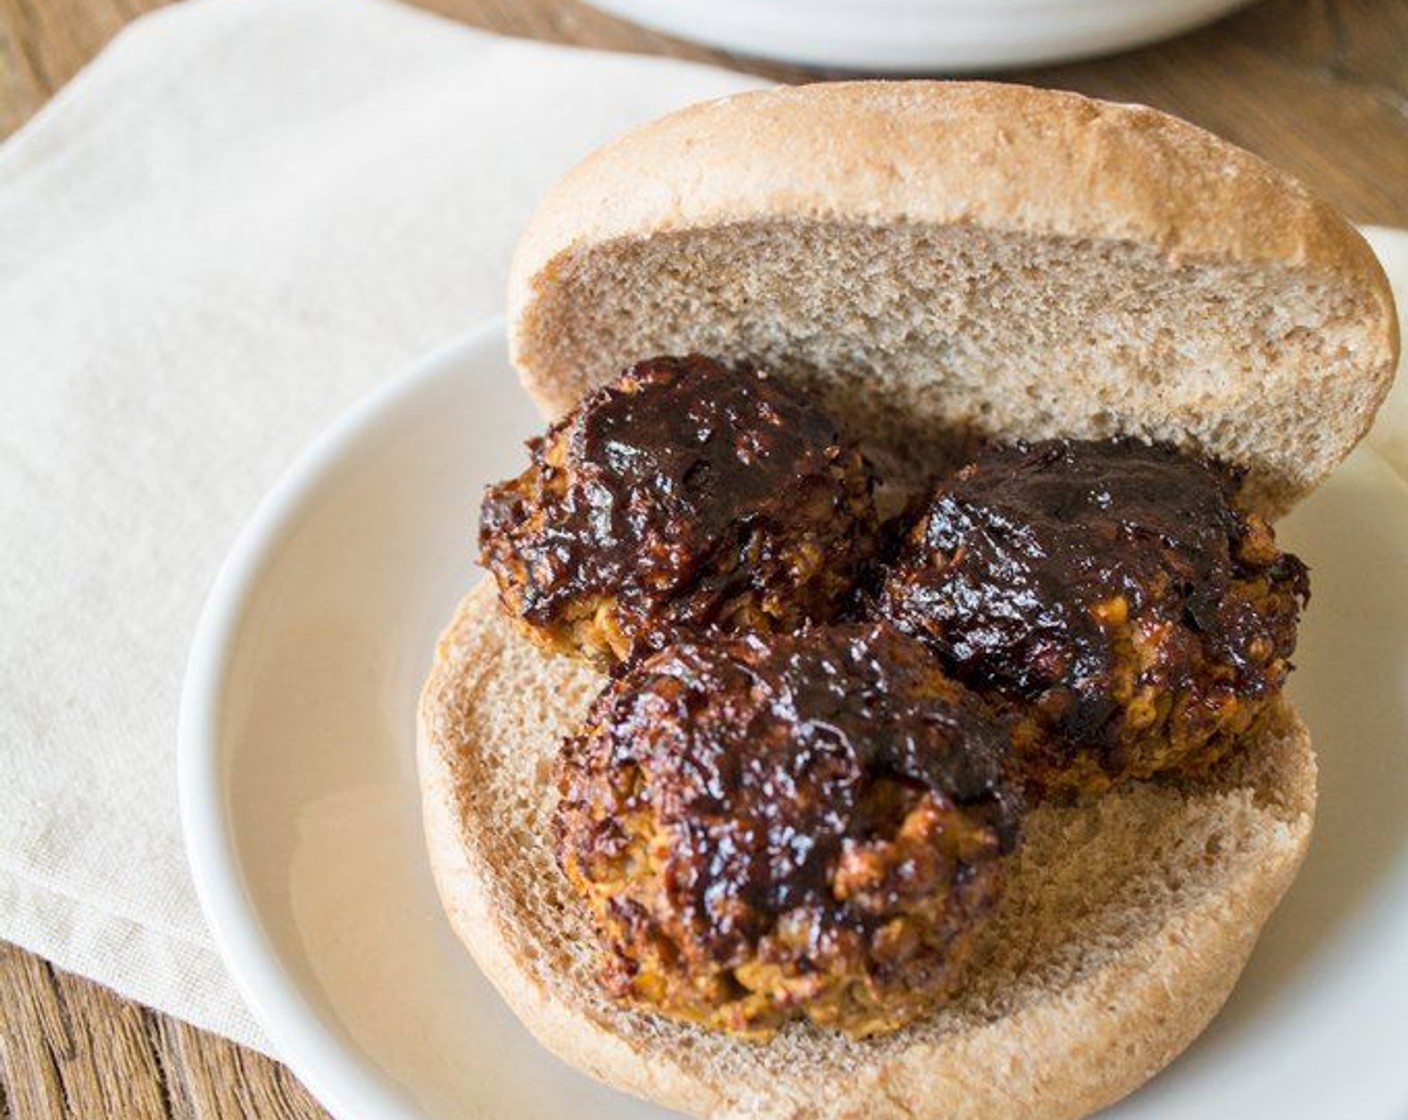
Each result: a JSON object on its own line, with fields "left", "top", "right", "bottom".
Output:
{"left": 554, "top": 623, "right": 1022, "bottom": 1039}
{"left": 875, "top": 438, "right": 1309, "bottom": 797}
{"left": 479, "top": 355, "right": 878, "bottom": 668}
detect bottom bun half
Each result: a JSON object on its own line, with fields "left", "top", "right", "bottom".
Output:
{"left": 417, "top": 579, "right": 1316, "bottom": 1120}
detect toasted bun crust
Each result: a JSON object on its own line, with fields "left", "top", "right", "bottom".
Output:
{"left": 507, "top": 81, "right": 1398, "bottom": 518}
{"left": 418, "top": 581, "right": 1316, "bottom": 1120}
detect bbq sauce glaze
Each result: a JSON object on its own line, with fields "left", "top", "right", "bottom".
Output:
{"left": 877, "top": 438, "right": 1309, "bottom": 786}
{"left": 480, "top": 354, "right": 877, "bottom": 665}
{"left": 575, "top": 624, "right": 1019, "bottom": 951}
{"left": 483, "top": 355, "right": 1310, "bottom": 1036}
{"left": 555, "top": 623, "right": 1021, "bottom": 1035}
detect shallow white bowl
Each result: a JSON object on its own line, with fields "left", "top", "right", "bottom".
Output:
{"left": 181, "top": 321, "right": 1408, "bottom": 1120}
{"left": 582, "top": 0, "right": 1253, "bottom": 72}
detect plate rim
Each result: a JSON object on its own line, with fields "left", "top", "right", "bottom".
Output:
{"left": 178, "top": 318, "right": 1408, "bottom": 1120}
{"left": 178, "top": 319, "right": 507, "bottom": 1120}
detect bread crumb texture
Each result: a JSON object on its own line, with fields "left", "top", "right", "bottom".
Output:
{"left": 418, "top": 582, "right": 1315, "bottom": 1120}
{"left": 509, "top": 82, "right": 1398, "bottom": 520}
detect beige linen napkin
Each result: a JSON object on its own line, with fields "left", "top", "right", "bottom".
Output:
{"left": 1, "top": 0, "right": 1403, "bottom": 1060}
{"left": 0, "top": 0, "right": 760, "bottom": 1053}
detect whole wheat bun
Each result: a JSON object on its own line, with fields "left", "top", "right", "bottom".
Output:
{"left": 416, "top": 81, "right": 1387, "bottom": 1119}
{"left": 508, "top": 80, "right": 1398, "bottom": 518}
{"left": 419, "top": 581, "right": 1315, "bottom": 1120}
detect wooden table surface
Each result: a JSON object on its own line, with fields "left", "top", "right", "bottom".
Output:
{"left": 0, "top": 1, "right": 1404, "bottom": 1117}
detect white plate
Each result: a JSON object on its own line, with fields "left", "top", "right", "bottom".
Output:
{"left": 581, "top": 0, "right": 1253, "bottom": 72}
{"left": 181, "top": 322, "right": 1408, "bottom": 1120}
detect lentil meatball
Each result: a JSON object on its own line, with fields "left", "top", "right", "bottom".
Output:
{"left": 875, "top": 438, "right": 1309, "bottom": 796}
{"left": 554, "top": 623, "right": 1023, "bottom": 1039}
{"left": 479, "top": 355, "right": 878, "bottom": 668}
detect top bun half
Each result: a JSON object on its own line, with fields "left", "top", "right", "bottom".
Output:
{"left": 507, "top": 81, "right": 1398, "bottom": 518}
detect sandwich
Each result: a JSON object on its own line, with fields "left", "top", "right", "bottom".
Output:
{"left": 417, "top": 81, "right": 1399, "bottom": 1120}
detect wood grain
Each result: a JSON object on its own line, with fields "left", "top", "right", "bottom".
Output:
{"left": 0, "top": 943, "right": 327, "bottom": 1120}
{"left": 0, "top": 1, "right": 1404, "bottom": 1118}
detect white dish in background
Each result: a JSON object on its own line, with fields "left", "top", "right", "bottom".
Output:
{"left": 581, "top": 0, "right": 1253, "bottom": 72}
{"left": 181, "top": 322, "right": 1408, "bottom": 1120}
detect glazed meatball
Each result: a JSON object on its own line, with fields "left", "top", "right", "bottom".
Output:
{"left": 875, "top": 439, "right": 1309, "bottom": 796}
{"left": 555, "top": 623, "right": 1023, "bottom": 1039}
{"left": 479, "top": 355, "right": 878, "bottom": 668}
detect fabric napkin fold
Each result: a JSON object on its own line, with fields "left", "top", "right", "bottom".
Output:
{"left": 0, "top": 0, "right": 1404, "bottom": 1060}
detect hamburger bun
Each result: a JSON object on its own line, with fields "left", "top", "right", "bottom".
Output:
{"left": 420, "top": 81, "right": 1397, "bottom": 1119}
{"left": 419, "top": 581, "right": 1313, "bottom": 1120}
{"left": 508, "top": 80, "right": 1397, "bottom": 519}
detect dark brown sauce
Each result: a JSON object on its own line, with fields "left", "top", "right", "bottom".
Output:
{"left": 578, "top": 624, "right": 1020, "bottom": 957}
{"left": 535, "top": 364, "right": 1312, "bottom": 1032}
{"left": 479, "top": 354, "right": 875, "bottom": 659}
{"left": 877, "top": 439, "right": 1309, "bottom": 747}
